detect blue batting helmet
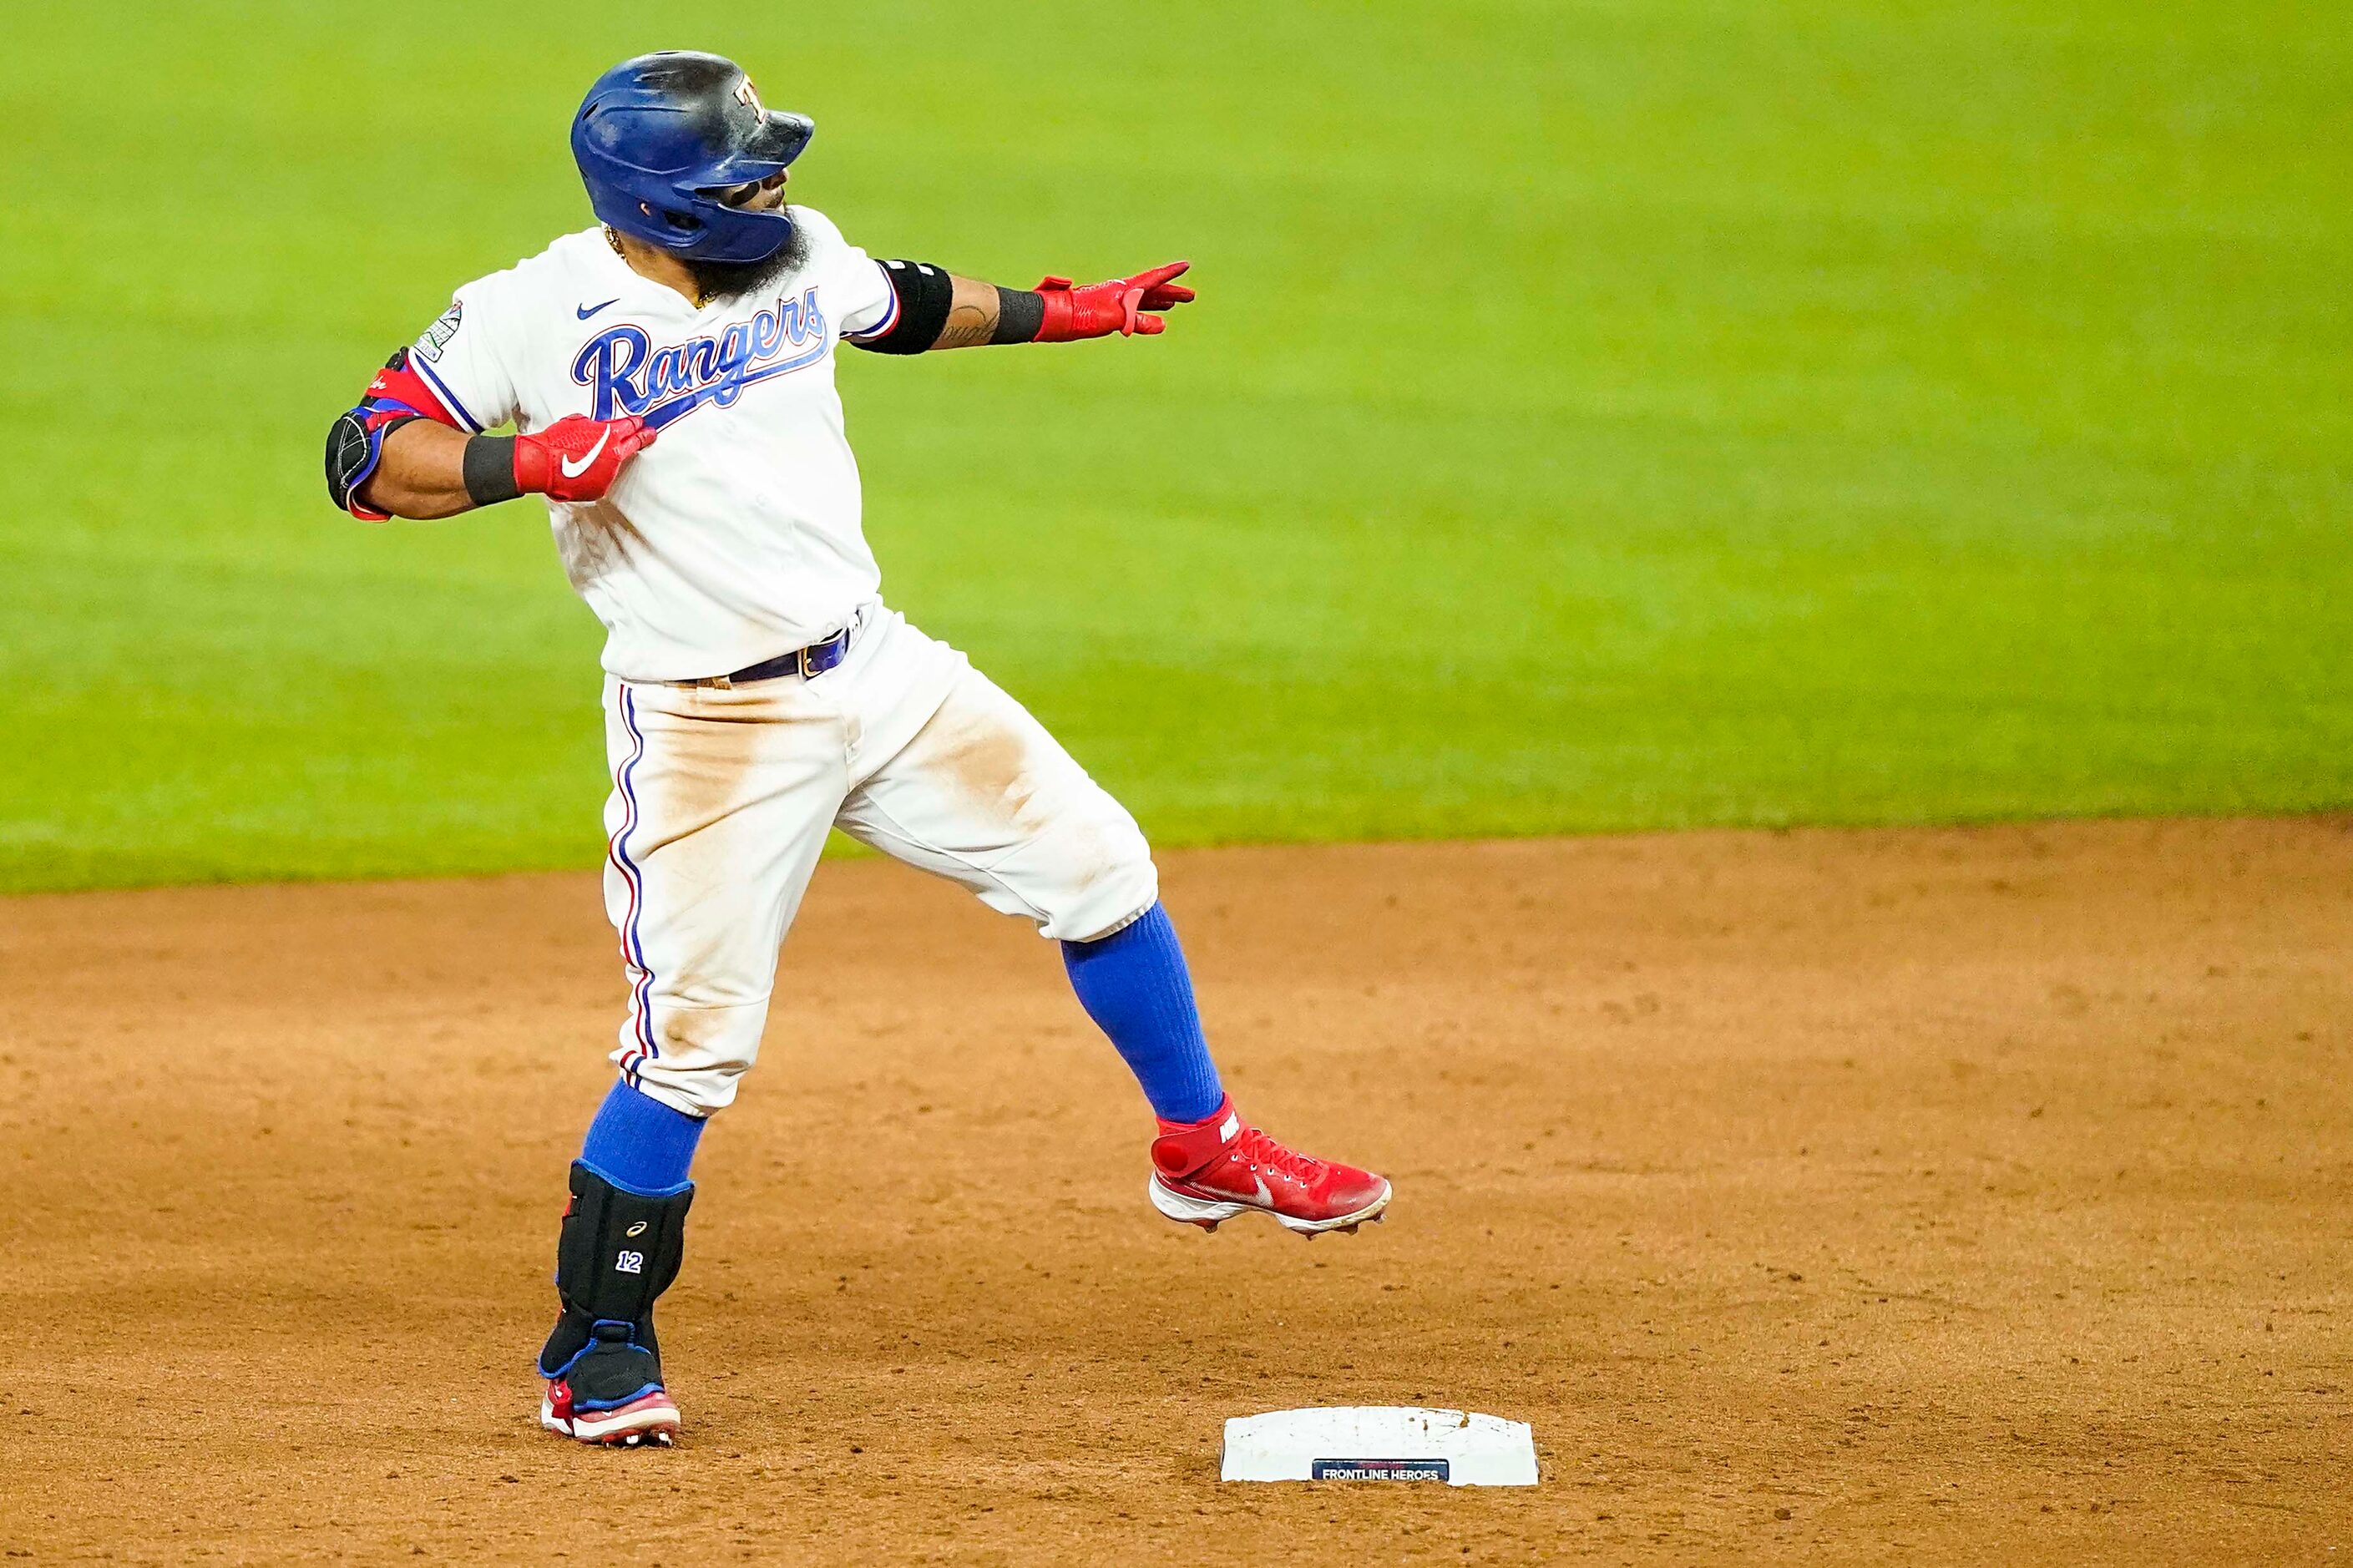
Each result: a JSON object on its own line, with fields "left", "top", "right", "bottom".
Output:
{"left": 571, "top": 52, "right": 814, "bottom": 263}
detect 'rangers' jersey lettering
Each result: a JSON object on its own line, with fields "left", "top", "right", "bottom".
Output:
{"left": 409, "top": 207, "right": 896, "bottom": 681}
{"left": 572, "top": 286, "right": 828, "bottom": 426}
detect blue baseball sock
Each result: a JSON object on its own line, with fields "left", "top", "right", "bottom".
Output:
{"left": 578, "top": 1079, "right": 705, "bottom": 1196}
{"left": 1061, "top": 902, "right": 1227, "bottom": 1123}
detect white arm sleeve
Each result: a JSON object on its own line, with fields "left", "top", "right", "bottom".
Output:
{"left": 403, "top": 278, "right": 522, "bottom": 433}
{"left": 841, "top": 260, "right": 904, "bottom": 342}
{"left": 793, "top": 206, "right": 898, "bottom": 340}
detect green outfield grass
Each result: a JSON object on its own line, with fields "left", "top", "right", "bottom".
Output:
{"left": 2, "top": 2, "right": 2347, "bottom": 891}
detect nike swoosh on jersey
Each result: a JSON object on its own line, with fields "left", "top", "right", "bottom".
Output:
{"left": 577, "top": 299, "right": 620, "bottom": 320}
{"left": 559, "top": 427, "right": 613, "bottom": 479}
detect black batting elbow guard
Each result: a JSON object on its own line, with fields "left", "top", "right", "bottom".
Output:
{"left": 325, "top": 407, "right": 418, "bottom": 519}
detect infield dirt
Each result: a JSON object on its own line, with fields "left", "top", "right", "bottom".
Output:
{"left": 3, "top": 820, "right": 2346, "bottom": 1563}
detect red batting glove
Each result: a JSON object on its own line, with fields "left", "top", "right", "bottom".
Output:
{"left": 514, "top": 413, "right": 656, "bottom": 503}
{"left": 1032, "top": 260, "right": 1196, "bottom": 341}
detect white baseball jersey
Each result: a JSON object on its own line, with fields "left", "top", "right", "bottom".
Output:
{"left": 403, "top": 206, "right": 903, "bottom": 682}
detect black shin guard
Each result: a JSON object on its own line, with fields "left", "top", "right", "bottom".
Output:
{"left": 536, "top": 1162, "right": 693, "bottom": 1409}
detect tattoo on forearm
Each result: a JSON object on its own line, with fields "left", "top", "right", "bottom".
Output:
{"left": 934, "top": 302, "right": 997, "bottom": 349}
{"left": 929, "top": 275, "right": 1010, "bottom": 350}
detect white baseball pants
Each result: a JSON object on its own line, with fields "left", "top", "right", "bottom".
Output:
{"left": 599, "top": 604, "right": 1158, "bottom": 1116}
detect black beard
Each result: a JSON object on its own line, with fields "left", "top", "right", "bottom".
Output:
{"left": 683, "top": 212, "right": 811, "bottom": 303}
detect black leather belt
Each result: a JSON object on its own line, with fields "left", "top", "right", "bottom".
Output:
{"left": 687, "top": 623, "right": 854, "bottom": 689}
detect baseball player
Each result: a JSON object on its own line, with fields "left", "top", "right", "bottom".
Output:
{"left": 326, "top": 52, "right": 1390, "bottom": 1449}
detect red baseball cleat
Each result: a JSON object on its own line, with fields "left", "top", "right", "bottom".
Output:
{"left": 1148, "top": 1097, "right": 1392, "bottom": 1236}
{"left": 539, "top": 1378, "right": 680, "bottom": 1448}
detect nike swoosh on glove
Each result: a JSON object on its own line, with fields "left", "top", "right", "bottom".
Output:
{"left": 515, "top": 414, "right": 657, "bottom": 503}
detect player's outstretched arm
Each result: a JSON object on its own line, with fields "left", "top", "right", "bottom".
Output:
{"left": 847, "top": 261, "right": 1195, "bottom": 355}
{"left": 325, "top": 352, "right": 655, "bottom": 521}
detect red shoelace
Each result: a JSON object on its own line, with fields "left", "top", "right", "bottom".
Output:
{"left": 1227, "top": 1126, "right": 1328, "bottom": 1189}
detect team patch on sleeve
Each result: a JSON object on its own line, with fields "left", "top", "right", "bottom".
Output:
{"left": 417, "top": 301, "right": 463, "bottom": 362}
